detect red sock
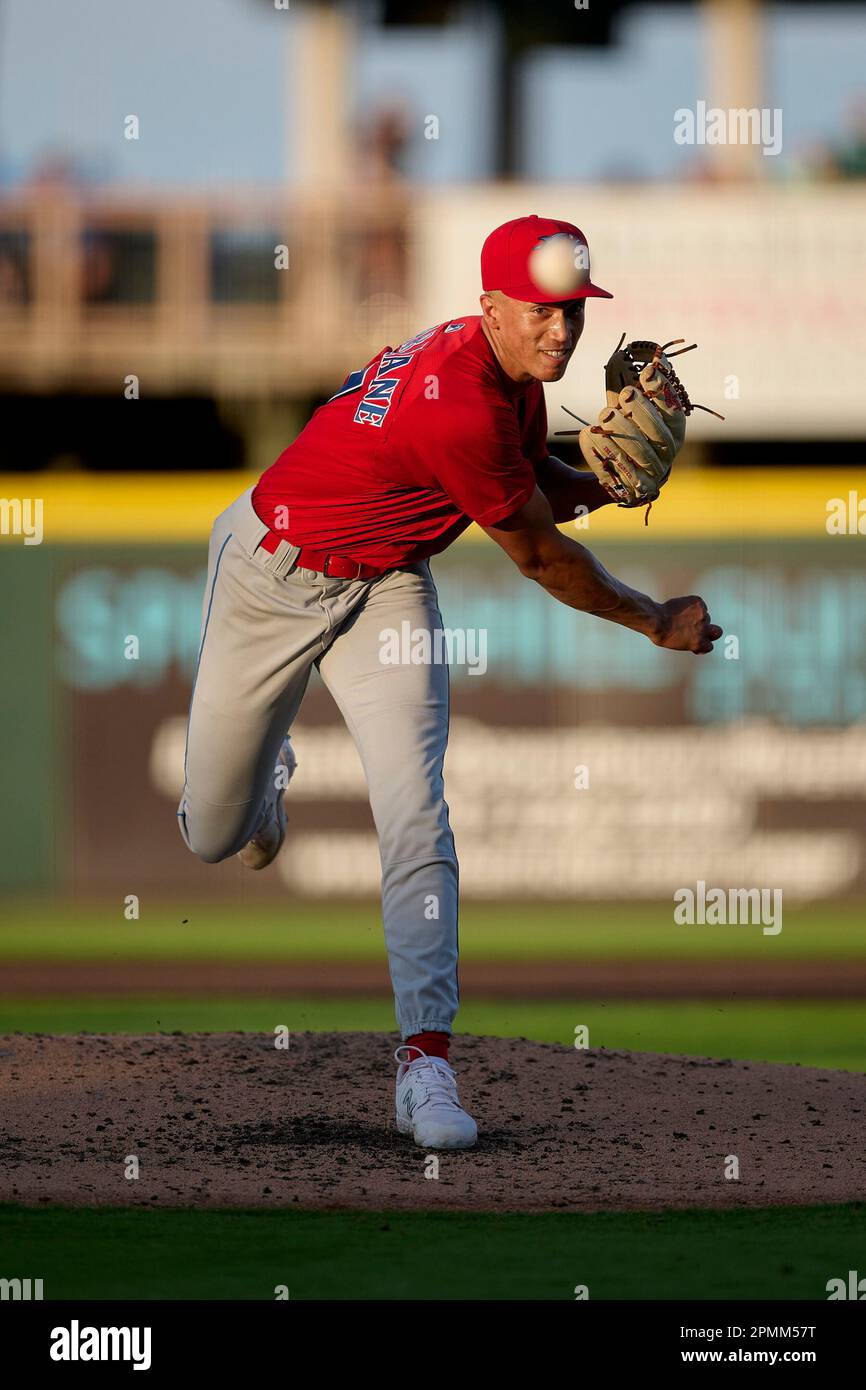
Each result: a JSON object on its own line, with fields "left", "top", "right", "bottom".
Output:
{"left": 404, "top": 1031, "right": 450, "bottom": 1063}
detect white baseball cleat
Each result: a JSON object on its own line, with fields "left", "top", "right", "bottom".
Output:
{"left": 394, "top": 1046, "right": 478, "bottom": 1150}
{"left": 238, "top": 736, "right": 297, "bottom": 871}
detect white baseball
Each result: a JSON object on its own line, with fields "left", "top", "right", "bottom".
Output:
{"left": 528, "top": 235, "right": 588, "bottom": 297}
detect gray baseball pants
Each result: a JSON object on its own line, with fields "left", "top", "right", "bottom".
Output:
{"left": 176, "top": 487, "right": 460, "bottom": 1039}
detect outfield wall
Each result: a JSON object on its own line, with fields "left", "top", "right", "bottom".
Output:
{"left": 2, "top": 471, "right": 865, "bottom": 902}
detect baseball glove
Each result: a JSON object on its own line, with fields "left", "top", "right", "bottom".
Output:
{"left": 555, "top": 334, "right": 723, "bottom": 522}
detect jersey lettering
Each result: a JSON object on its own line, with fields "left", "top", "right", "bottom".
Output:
{"left": 379, "top": 353, "right": 413, "bottom": 371}
{"left": 353, "top": 332, "right": 441, "bottom": 428}
{"left": 398, "top": 325, "right": 439, "bottom": 354}
{"left": 354, "top": 399, "right": 389, "bottom": 426}
{"left": 363, "top": 376, "right": 400, "bottom": 403}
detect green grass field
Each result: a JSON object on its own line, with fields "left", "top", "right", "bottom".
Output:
{"left": 1, "top": 997, "right": 865, "bottom": 1070}
{"left": 2, "top": 899, "right": 865, "bottom": 1069}
{"left": 1, "top": 899, "right": 863, "bottom": 961}
{"left": 3, "top": 897, "right": 862, "bottom": 1302}
{"left": 1, "top": 1202, "right": 862, "bottom": 1300}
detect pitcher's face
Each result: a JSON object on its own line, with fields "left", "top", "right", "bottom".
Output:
{"left": 480, "top": 290, "right": 586, "bottom": 383}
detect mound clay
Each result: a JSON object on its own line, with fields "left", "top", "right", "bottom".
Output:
{"left": 1, "top": 1032, "right": 864, "bottom": 1211}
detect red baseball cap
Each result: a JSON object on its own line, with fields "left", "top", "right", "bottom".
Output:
{"left": 481, "top": 215, "right": 613, "bottom": 303}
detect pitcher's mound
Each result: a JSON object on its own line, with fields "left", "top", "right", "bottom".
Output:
{"left": 1, "top": 1032, "right": 863, "bottom": 1212}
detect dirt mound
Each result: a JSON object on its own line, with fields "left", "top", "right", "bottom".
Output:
{"left": 0, "top": 1032, "right": 863, "bottom": 1211}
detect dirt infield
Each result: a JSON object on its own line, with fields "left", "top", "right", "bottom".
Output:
{"left": 1, "top": 1032, "right": 864, "bottom": 1213}
{"left": 5, "top": 957, "right": 866, "bottom": 998}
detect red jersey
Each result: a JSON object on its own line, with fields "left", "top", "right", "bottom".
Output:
{"left": 251, "top": 316, "right": 548, "bottom": 569}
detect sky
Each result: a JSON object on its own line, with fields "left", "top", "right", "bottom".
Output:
{"left": 0, "top": 1, "right": 864, "bottom": 187}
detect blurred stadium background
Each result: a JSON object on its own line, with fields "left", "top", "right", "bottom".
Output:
{"left": 1, "top": 0, "right": 865, "bottom": 1068}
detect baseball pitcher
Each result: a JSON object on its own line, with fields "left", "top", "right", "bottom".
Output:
{"left": 177, "top": 215, "right": 722, "bottom": 1149}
